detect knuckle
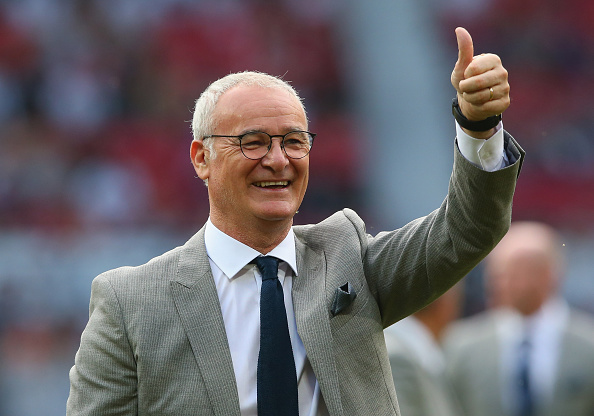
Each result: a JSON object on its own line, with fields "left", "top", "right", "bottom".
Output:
{"left": 474, "top": 77, "right": 487, "bottom": 90}
{"left": 458, "top": 79, "right": 470, "bottom": 92}
{"left": 464, "top": 66, "right": 476, "bottom": 79}
{"left": 465, "top": 94, "right": 481, "bottom": 105}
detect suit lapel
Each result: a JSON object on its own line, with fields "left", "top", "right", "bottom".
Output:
{"left": 170, "top": 228, "right": 241, "bottom": 416}
{"left": 292, "top": 237, "right": 344, "bottom": 415}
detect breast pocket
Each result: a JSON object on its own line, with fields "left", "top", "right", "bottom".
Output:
{"left": 329, "top": 283, "right": 374, "bottom": 333}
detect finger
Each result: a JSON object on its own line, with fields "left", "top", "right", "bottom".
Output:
{"left": 463, "top": 80, "right": 510, "bottom": 104}
{"left": 459, "top": 99, "right": 508, "bottom": 122}
{"left": 458, "top": 67, "right": 508, "bottom": 94}
{"left": 453, "top": 27, "right": 474, "bottom": 80}
{"left": 461, "top": 87, "right": 511, "bottom": 119}
{"left": 464, "top": 54, "right": 501, "bottom": 79}
{"left": 462, "top": 87, "right": 497, "bottom": 105}
{"left": 468, "top": 99, "right": 509, "bottom": 117}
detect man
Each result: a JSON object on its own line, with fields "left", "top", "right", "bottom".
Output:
{"left": 67, "top": 27, "right": 523, "bottom": 415}
{"left": 444, "top": 222, "right": 594, "bottom": 416}
{"left": 385, "top": 285, "right": 465, "bottom": 416}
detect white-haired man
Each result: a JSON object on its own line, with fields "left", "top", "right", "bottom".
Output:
{"left": 68, "top": 28, "right": 523, "bottom": 415}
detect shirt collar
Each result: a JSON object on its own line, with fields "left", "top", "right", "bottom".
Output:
{"left": 494, "top": 297, "right": 570, "bottom": 342}
{"left": 204, "top": 218, "right": 298, "bottom": 279}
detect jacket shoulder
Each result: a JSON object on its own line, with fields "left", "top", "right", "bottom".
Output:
{"left": 443, "top": 311, "right": 498, "bottom": 353}
{"left": 95, "top": 244, "right": 183, "bottom": 286}
{"left": 293, "top": 208, "right": 367, "bottom": 252}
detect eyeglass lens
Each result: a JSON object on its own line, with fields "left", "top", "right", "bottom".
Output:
{"left": 241, "top": 131, "right": 313, "bottom": 160}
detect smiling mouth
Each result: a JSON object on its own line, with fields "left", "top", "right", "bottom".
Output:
{"left": 254, "top": 181, "right": 290, "bottom": 188}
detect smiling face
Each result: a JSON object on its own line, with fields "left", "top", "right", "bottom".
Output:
{"left": 191, "top": 84, "right": 310, "bottom": 245}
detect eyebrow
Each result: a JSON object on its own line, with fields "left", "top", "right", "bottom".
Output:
{"left": 238, "top": 129, "right": 264, "bottom": 135}
{"left": 239, "top": 127, "right": 307, "bottom": 135}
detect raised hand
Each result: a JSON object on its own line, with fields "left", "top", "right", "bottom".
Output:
{"left": 451, "top": 27, "right": 510, "bottom": 127}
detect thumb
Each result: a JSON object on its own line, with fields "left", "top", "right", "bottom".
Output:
{"left": 452, "top": 27, "right": 474, "bottom": 87}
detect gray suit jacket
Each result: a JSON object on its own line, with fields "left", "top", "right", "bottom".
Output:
{"left": 385, "top": 326, "right": 465, "bottom": 416}
{"left": 67, "top": 135, "right": 523, "bottom": 415}
{"left": 444, "top": 308, "right": 594, "bottom": 416}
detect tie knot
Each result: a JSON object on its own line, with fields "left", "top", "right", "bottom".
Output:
{"left": 254, "top": 256, "right": 280, "bottom": 281}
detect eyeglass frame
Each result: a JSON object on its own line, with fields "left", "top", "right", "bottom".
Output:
{"left": 202, "top": 130, "right": 316, "bottom": 160}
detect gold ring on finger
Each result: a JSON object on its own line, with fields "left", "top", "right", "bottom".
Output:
{"left": 489, "top": 87, "right": 494, "bottom": 101}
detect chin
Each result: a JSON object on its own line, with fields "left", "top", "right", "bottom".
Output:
{"left": 256, "top": 209, "right": 297, "bottom": 223}
{"left": 254, "top": 201, "right": 299, "bottom": 220}
{"left": 258, "top": 213, "right": 296, "bottom": 222}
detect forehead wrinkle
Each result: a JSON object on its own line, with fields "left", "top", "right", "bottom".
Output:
{"left": 221, "top": 108, "right": 306, "bottom": 135}
{"left": 239, "top": 102, "right": 305, "bottom": 122}
{"left": 222, "top": 85, "right": 303, "bottom": 112}
{"left": 238, "top": 120, "right": 307, "bottom": 135}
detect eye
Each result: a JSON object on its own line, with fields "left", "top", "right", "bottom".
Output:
{"left": 241, "top": 132, "right": 269, "bottom": 150}
{"left": 284, "top": 132, "right": 310, "bottom": 148}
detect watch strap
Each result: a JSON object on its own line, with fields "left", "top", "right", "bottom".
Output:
{"left": 452, "top": 96, "right": 501, "bottom": 132}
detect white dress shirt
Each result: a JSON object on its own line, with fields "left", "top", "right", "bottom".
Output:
{"left": 457, "top": 121, "right": 506, "bottom": 172}
{"left": 203, "top": 123, "right": 506, "bottom": 415}
{"left": 205, "top": 220, "right": 329, "bottom": 416}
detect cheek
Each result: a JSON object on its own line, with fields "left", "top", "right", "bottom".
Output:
{"left": 207, "top": 168, "right": 237, "bottom": 202}
{"left": 296, "top": 162, "right": 310, "bottom": 188}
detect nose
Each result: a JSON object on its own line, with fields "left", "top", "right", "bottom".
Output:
{"left": 261, "top": 137, "right": 289, "bottom": 170}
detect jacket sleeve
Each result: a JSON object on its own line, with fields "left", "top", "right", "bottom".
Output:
{"left": 67, "top": 273, "right": 138, "bottom": 416}
{"left": 350, "top": 132, "right": 524, "bottom": 327}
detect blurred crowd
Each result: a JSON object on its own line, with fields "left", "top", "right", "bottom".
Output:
{"left": 0, "top": 0, "right": 358, "bottom": 232}
{"left": 1, "top": 0, "right": 594, "bottom": 415}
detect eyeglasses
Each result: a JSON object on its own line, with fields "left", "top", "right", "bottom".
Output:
{"left": 203, "top": 130, "right": 315, "bottom": 160}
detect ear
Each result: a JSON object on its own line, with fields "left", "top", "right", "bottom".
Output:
{"left": 190, "top": 139, "right": 210, "bottom": 181}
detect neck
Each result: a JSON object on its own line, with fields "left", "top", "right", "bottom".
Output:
{"left": 209, "top": 213, "right": 293, "bottom": 254}
{"left": 414, "top": 313, "right": 444, "bottom": 342}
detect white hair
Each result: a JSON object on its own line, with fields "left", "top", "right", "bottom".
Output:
{"left": 191, "top": 71, "right": 306, "bottom": 157}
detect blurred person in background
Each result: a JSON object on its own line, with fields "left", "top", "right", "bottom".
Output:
{"left": 385, "top": 284, "right": 465, "bottom": 416}
{"left": 445, "top": 221, "right": 594, "bottom": 416}
{"left": 67, "top": 27, "right": 523, "bottom": 416}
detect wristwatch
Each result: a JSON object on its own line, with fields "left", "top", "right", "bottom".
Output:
{"left": 452, "top": 96, "right": 501, "bottom": 132}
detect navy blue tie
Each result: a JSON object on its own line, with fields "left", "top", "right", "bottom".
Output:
{"left": 517, "top": 337, "right": 534, "bottom": 416}
{"left": 254, "top": 256, "right": 299, "bottom": 416}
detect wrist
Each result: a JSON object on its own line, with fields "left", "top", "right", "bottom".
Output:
{"left": 452, "top": 96, "right": 501, "bottom": 133}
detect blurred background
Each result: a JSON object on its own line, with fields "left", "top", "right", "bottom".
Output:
{"left": 0, "top": 0, "right": 593, "bottom": 414}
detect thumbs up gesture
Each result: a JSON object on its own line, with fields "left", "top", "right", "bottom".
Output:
{"left": 451, "top": 27, "right": 510, "bottom": 133}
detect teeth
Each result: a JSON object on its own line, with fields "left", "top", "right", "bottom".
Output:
{"left": 255, "top": 181, "right": 289, "bottom": 187}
